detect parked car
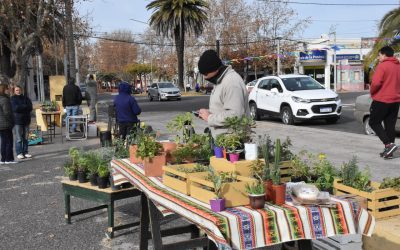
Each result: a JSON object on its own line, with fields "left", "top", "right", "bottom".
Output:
{"left": 79, "top": 83, "right": 87, "bottom": 100}
{"left": 354, "top": 94, "right": 400, "bottom": 135}
{"left": 246, "top": 80, "right": 257, "bottom": 93}
{"left": 148, "top": 82, "right": 181, "bottom": 101}
{"left": 248, "top": 75, "right": 342, "bottom": 125}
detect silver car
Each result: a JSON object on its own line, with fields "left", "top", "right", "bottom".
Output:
{"left": 148, "top": 82, "right": 181, "bottom": 101}
{"left": 354, "top": 94, "right": 400, "bottom": 135}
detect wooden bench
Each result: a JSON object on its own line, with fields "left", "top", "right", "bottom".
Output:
{"left": 61, "top": 179, "right": 141, "bottom": 238}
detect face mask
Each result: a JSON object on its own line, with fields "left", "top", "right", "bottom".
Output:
{"left": 206, "top": 75, "right": 219, "bottom": 85}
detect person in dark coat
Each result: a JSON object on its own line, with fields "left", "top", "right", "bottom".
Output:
{"left": 86, "top": 74, "right": 97, "bottom": 122}
{"left": 62, "top": 77, "right": 82, "bottom": 132}
{"left": 11, "top": 85, "right": 33, "bottom": 159}
{"left": 0, "top": 83, "right": 17, "bottom": 164}
{"left": 113, "top": 82, "right": 141, "bottom": 139}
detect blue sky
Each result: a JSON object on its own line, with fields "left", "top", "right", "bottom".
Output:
{"left": 77, "top": 0, "right": 398, "bottom": 39}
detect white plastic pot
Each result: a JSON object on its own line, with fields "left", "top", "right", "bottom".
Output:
{"left": 244, "top": 143, "right": 258, "bottom": 160}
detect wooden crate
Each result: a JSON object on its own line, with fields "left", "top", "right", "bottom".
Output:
{"left": 210, "top": 157, "right": 292, "bottom": 182}
{"left": 334, "top": 179, "right": 400, "bottom": 219}
{"left": 162, "top": 163, "right": 204, "bottom": 195}
{"left": 189, "top": 172, "right": 256, "bottom": 207}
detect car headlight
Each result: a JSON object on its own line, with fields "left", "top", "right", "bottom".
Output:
{"left": 335, "top": 96, "right": 341, "bottom": 102}
{"left": 291, "top": 96, "right": 311, "bottom": 103}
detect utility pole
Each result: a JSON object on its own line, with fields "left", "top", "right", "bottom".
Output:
{"left": 277, "top": 37, "right": 282, "bottom": 75}
{"left": 333, "top": 32, "right": 337, "bottom": 92}
{"left": 64, "top": 0, "right": 76, "bottom": 82}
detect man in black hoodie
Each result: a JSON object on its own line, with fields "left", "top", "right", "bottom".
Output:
{"left": 62, "top": 77, "right": 82, "bottom": 132}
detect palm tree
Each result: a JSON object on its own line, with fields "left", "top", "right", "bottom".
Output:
{"left": 365, "top": 8, "right": 400, "bottom": 68}
{"left": 146, "top": 0, "right": 208, "bottom": 89}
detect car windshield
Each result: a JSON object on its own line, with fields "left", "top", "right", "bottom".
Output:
{"left": 158, "top": 82, "right": 175, "bottom": 88}
{"left": 281, "top": 77, "right": 324, "bottom": 91}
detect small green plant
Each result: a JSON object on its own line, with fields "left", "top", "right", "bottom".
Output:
{"left": 339, "top": 157, "right": 372, "bottom": 192}
{"left": 77, "top": 153, "right": 89, "bottom": 172}
{"left": 290, "top": 150, "right": 311, "bottom": 179}
{"left": 69, "top": 147, "right": 80, "bottom": 168}
{"left": 113, "top": 137, "right": 129, "bottom": 159}
{"left": 172, "top": 144, "right": 196, "bottom": 163}
{"left": 245, "top": 182, "right": 265, "bottom": 195}
{"left": 261, "top": 138, "right": 272, "bottom": 181}
{"left": 135, "top": 134, "right": 163, "bottom": 159}
{"left": 166, "top": 112, "right": 194, "bottom": 143}
{"left": 223, "top": 116, "right": 255, "bottom": 143}
{"left": 380, "top": 177, "right": 400, "bottom": 191}
{"left": 223, "top": 134, "right": 243, "bottom": 153}
{"left": 271, "top": 139, "right": 281, "bottom": 185}
{"left": 281, "top": 137, "right": 293, "bottom": 161}
{"left": 214, "top": 134, "right": 226, "bottom": 148}
{"left": 63, "top": 160, "right": 76, "bottom": 177}
{"left": 176, "top": 164, "right": 209, "bottom": 173}
{"left": 86, "top": 151, "right": 102, "bottom": 177}
{"left": 98, "top": 163, "right": 110, "bottom": 178}
{"left": 207, "top": 166, "right": 223, "bottom": 199}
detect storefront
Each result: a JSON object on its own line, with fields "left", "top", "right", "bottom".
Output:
{"left": 335, "top": 54, "right": 365, "bottom": 91}
{"left": 298, "top": 50, "right": 330, "bottom": 88}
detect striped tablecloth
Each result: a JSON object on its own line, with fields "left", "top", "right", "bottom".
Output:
{"left": 111, "top": 159, "right": 375, "bottom": 249}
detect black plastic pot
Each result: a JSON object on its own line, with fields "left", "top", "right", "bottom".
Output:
{"left": 77, "top": 171, "right": 88, "bottom": 183}
{"left": 97, "top": 176, "right": 109, "bottom": 189}
{"left": 100, "top": 131, "right": 112, "bottom": 147}
{"left": 89, "top": 173, "right": 98, "bottom": 186}
{"left": 69, "top": 172, "right": 78, "bottom": 181}
{"left": 291, "top": 176, "right": 308, "bottom": 183}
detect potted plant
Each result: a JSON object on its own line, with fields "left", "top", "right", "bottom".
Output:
{"left": 171, "top": 143, "right": 196, "bottom": 164}
{"left": 190, "top": 134, "right": 213, "bottom": 164}
{"left": 208, "top": 167, "right": 225, "bottom": 212}
{"left": 290, "top": 150, "right": 311, "bottom": 182}
{"left": 380, "top": 177, "right": 400, "bottom": 191}
{"left": 213, "top": 134, "right": 225, "bottom": 158}
{"left": 245, "top": 182, "right": 266, "bottom": 209}
{"left": 311, "top": 154, "right": 337, "bottom": 194}
{"left": 77, "top": 153, "right": 89, "bottom": 183}
{"left": 223, "top": 116, "right": 255, "bottom": 159}
{"left": 86, "top": 151, "right": 101, "bottom": 186}
{"left": 338, "top": 156, "right": 372, "bottom": 192}
{"left": 127, "top": 124, "right": 145, "bottom": 164}
{"left": 271, "top": 139, "right": 286, "bottom": 205}
{"left": 68, "top": 147, "right": 80, "bottom": 181}
{"left": 97, "top": 163, "right": 110, "bottom": 189}
{"left": 166, "top": 112, "right": 194, "bottom": 144}
{"left": 223, "top": 134, "right": 242, "bottom": 163}
{"left": 64, "top": 160, "right": 77, "bottom": 181}
{"left": 136, "top": 134, "right": 165, "bottom": 177}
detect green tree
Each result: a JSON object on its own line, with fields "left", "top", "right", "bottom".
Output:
{"left": 146, "top": 0, "right": 209, "bottom": 89}
{"left": 365, "top": 8, "right": 400, "bottom": 69}
{"left": 125, "top": 63, "right": 152, "bottom": 90}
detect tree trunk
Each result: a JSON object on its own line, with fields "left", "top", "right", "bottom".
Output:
{"left": 174, "top": 29, "right": 185, "bottom": 90}
{"left": 65, "top": 0, "right": 76, "bottom": 81}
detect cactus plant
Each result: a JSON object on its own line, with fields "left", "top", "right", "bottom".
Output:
{"left": 271, "top": 139, "right": 281, "bottom": 185}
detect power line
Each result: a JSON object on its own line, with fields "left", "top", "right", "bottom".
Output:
{"left": 268, "top": 1, "right": 399, "bottom": 6}
{"left": 310, "top": 19, "right": 378, "bottom": 22}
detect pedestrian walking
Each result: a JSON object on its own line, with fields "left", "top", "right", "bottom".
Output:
{"left": 11, "top": 85, "right": 33, "bottom": 159}
{"left": 0, "top": 83, "right": 17, "bottom": 164}
{"left": 369, "top": 46, "right": 400, "bottom": 159}
{"left": 86, "top": 74, "right": 98, "bottom": 122}
{"left": 62, "top": 77, "right": 83, "bottom": 133}
{"left": 114, "top": 82, "right": 141, "bottom": 140}
{"left": 197, "top": 49, "right": 250, "bottom": 138}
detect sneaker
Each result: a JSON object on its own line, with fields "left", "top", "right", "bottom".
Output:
{"left": 24, "top": 154, "right": 32, "bottom": 158}
{"left": 383, "top": 143, "right": 398, "bottom": 159}
{"left": 5, "top": 161, "right": 18, "bottom": 164}
{"left": 17, "top": 154, "right": 25, "bottom": 159}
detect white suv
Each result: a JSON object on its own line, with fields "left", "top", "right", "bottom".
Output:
{"left": 248, "top": 75, "right": 342, "bottom": 125}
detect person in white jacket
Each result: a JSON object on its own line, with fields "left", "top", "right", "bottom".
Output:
{"left": 197, "top": 50, "right": 250, "bottom": 138}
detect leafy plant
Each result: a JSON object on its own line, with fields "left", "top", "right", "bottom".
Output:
{"left": 98, "top": 163, "right": 110, "bottom": 178}
{"left": 63, "top": 160, "right": 76, "bottom": 177}
{"left": 261, "top": 137, "right": 272, "bottom": 181}
{"left": 214, "top": 134, "right": 226, "bottom": 147}
{"left": 245, "top": 182, "right": 265, "bottom": 195}
{"left": 380, "top": 177, "right": 400, "bottom": 191}
{"left": 189, "top": 134, "right": 213, "bottom": 162}
{"left": 86, "top": 151, "right": 102, "bottom": 177}
{"left": 126, "top": 123, "right": 145, "bottom": 146}
{"left": 166, "top": 112, "right": 194, "bottom": 143}
{"left": 77, "top": 153, "right": 89, "bottom": 172}
{"left": 69, "top": 147, "right": 80, "bottom": 168}
{"left": 271, "top": 139, "right": 281, "bottom": 185}
{"left": 207, "top": 166, "right": 223, "bottom": 199}
{"left": 339, "top": 157, "right": 372, "bottom": 192}
{"left": 113, "top": 137, "right": 129, "bottom": 159}
{"left": 290, "top": 150, "right": 311, "bottom": 179}
{"left": 176, "top": 164, "right": 209, "bottom": 173}
{"left": 172, "top": 144, "right": 196, "bottom": 163}
{"left": 281, "top": 137, "right": 294, "bottom": 161}
{"left": 223, "top": 134, "right": 242, "bottom": 153}
{"left": 223, "top": 116, "right": 255, "bottom": 143}
{"left": 135, "top": 134, "right": 163, "bottom": 159}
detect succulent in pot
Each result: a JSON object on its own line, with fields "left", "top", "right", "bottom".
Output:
{"left": 222, "top": 134, "right": 243, "bottom": 163}
{"left": 271, "top": 139, "right": 286, "bottom": 205}
{"left": 245, "top": 182, "right": 266, "bottom": 209}
{"left": 97, "top": 163, "right": 110, "bottom": 189}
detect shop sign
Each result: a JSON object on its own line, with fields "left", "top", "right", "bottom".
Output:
{"left": 300, "top": 50, "right": 326, "bottom": 61}
{"left": 335, "top": 54, "right": 361, "bottom": 61}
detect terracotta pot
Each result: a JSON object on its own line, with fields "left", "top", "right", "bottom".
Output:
{"left": 272, "top": 184, "right": 286, "bottom": 205}
{"left": 264, "top": 180, "right": 273, "bottom": 201}
{"left": 129, "top": 145, "right": 142, "bottom": 164}
{"left": 210, "top": 198, "right": 225, "bottom": 212}
{"left": 143, "top": 153, "right": 167, "bottom": 177}
{"left": 249, "top": 194, "right": 266, "bottom": 209}
{"left": 229, "top": 153, "right": 240, "bottom": 163}
{"left": 222, "top": 148, "right": 227, "bottom": 159}
{"left": 162, "top": 141, "right": 177, "bottom": 163}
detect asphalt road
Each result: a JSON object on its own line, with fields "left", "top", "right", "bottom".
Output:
{"left": 99, "top": 91, "right": 369, "bottom": 135}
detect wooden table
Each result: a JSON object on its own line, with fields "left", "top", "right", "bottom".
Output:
{"left": 111, "top": 159, "right": 376, "bottom": 250}
{"left": 36, "top": 110, "right": 62, "bottom": 143}
{"left": 61, "top": 179, "right": 141, "bottom": 238}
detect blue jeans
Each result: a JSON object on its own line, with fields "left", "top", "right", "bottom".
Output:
{"left": 66, "top": 106, "right": 79, "bottom": 131}
{"left": 15, "top": 125, "right": 29, "bottom": 155}
{"left": 0, "top": 129, "right": 14, "bottom": 162}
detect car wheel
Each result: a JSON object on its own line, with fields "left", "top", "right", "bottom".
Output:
{"left": 364, "top": 116, "right": 376, "bottom": 135}
{"left": 249, "top": 103, "right": 260, "bottom": 121}
{"left": 281, "top": 106, "right": 294, "bottom": 125}
{"left": 148, "top": 94, "right": 153, "bottom": 101}
{"left": 326, "top": 117, "right": 339, "bottom": 124}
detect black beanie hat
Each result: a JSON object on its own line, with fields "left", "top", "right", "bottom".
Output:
{"left": 198, "top": 50, "right": 223, "bottom": 75}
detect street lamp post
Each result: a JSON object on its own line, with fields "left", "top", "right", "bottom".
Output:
{"left": 276, "top": 37, "right": 282, "bottom": 75}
